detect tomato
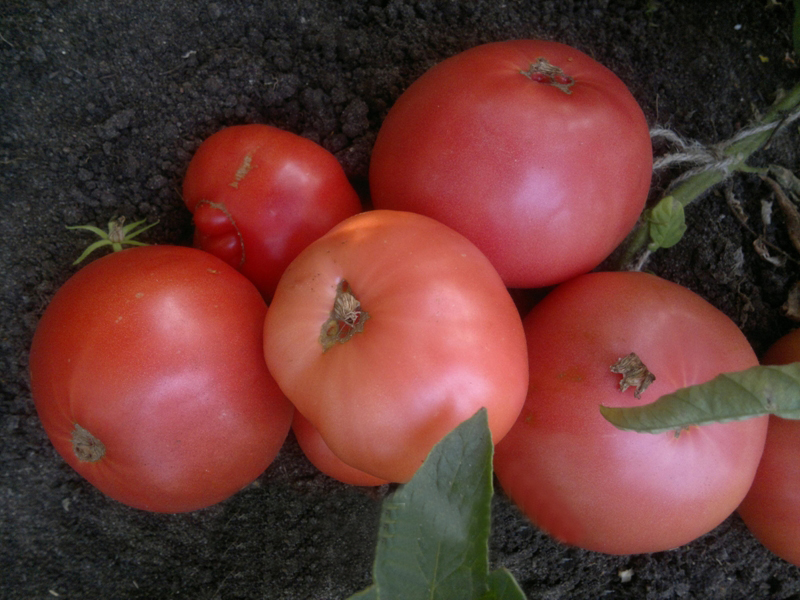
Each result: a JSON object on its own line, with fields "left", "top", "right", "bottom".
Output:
{"left": 761, "top": 329, "right": 800, "bottom": 365}
{"left": 29, "top": 246, "right": 294, "bottom": 513}
{"left": 737, "top": 329, "right": 800, "bottom": 566}
{"left": 369, "top": 40, "right": 652, "bottom": 288}
{"left": 183, "top": 124, "right": 363, "bottom": 299}
{"left": 493, "top": 271, "right": 767, "bottom": 555}
{"left": 263, "top": 210, "right": 528, "bottom": 483}
{"left": 292, "top": 411, "right": 389, "bottom": 487}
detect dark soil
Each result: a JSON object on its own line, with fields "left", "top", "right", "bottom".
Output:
{"left": 2, "top": 1, "right": 800, "bottom": 599}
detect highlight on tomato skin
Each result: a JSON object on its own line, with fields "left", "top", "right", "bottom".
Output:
{"left": 493, "top": 271, "right": 768, "bottom": 555}
{"left": 263, "top": 209, "right": 529, "bottom": 484}
{"left": 28, "top": 245, "right": 295, "bottom": 513}
{"left": 182, "top": 123, "right": 363, "bottom": 300}
{"left": 737, "top": 328, "right": 800, "bottom": 567}
{"left": 369, "top": 39, "right": 653, "bottom": 289}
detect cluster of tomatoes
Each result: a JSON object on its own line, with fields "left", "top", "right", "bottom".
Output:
{"left": 28, "top": 40, "right": 799, "bottom": 563}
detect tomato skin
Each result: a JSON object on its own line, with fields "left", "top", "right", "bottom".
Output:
{"left": 183, "top": 124, "right": 362, "bottom": 299}
{"left": 761, "top": 328, "right": 800, "bottom": 366}
{"left": 263, "top": 210, "right": 529, "bottom": 483}
{"left": 737, "top": 329, "right": 800, "bottom": 566}
{"left": 29, "top": 246, "right": 294, "bottom": 513}
{"left": 493, "top": 271, "right": 767, "bottom": 555}
{"left": 292, "top": 411, "right": 389, "bottom": 487}
{"left": 369, "top": 40, "right": 652, "bottom": 288}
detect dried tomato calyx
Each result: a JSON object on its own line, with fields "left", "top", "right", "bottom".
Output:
{"left": 610, "top": 352, "right": 656, "bottom": 399}
{"left": 72, "top": 423, "right": 106, "bottom": 462}
{"left": 319, "top": 280, "right": 369, "bottom": 351}
{"left": 520, "top": 57, "right": 575, "bottom": 94}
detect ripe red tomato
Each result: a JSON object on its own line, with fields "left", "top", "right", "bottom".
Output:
{"left": 737, "top": 329, "right": 800, "bottom": 566}
{"left": 29, "top": 246, "right": 294, "bottom": 513}
{"left": 263, "top": 210, "right": 528, "bottom": 483}
{"left": 493, "top": 271, "right": 767, "bottom": 555}
{"left": 183, "top": 124, "right": 363, "bottom": 299}
{"left": 369, "top": 40, "right": 652, "bottom": 288}
{"left": 292, "top": 411, "right": 389, "bottom": 487}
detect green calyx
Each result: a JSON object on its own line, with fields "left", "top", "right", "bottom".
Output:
{"left": 67, "top": 216, "right": 158, "bottom": 264}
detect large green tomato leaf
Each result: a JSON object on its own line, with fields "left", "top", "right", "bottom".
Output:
{"left": 347, "top": 409, "right": 525, "bottom": 600}
{"left": 600, "top": 363, "right": 800, "bottom": 433}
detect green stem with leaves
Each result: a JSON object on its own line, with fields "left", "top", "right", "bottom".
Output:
{"left": 616, "top": 80, "right": 800, "bottom": 271}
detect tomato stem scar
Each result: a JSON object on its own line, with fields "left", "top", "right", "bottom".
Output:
{"left": 72, "top": 423, "right": 106, "bottom": 462}
{"left": 520, "top": 57, "right": 575, "bottom": 94}
{"left": 319, "top": 280, "right": 369, "bottom": 351}
{"left": 610, "top": 353, "right": 656, "bottom": 399}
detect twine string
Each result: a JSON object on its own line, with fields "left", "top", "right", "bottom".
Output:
{"left": 649, "top": 106, "right": 800, "bottom": 187}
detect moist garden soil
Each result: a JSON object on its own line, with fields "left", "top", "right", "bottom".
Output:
{"left": 2, "top": 1, "right": 800, "bottom": 598}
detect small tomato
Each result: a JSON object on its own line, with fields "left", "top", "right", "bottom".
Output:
{"left": 183, "top": 124, "right": 362, "bottom": 299}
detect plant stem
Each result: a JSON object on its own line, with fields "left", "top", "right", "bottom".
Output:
{"left": 615, "top": 80, "right": 800, "bottom": 270}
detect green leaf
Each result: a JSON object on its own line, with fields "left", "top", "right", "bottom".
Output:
{"left": 600, "top": 363, "right": 800, "bottom": 434}
{"left": 646, "top": 195, "right": 687, "bottom": 251}
{"left": 348, "top": 587, "right": 378, "bottom": 600}
{"left": 481, "top": 568, "right": 527, "bottom": 600}
{"left": 347, "top": 409, "right": 523, "bottom": 600}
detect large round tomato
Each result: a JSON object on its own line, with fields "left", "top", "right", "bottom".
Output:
{"left": 737, "top": 329, "right": 800, "bottom": 566}
{"left": 263, "top": 210, "right": 528, "bottom": 483}
{"left": 29, "top": 246, "right": 294, "bottom": 513}
{"left": 369, "top": 40, "right": 652, "bottom": 288}
{"left": 183, "top": 124, "right": 362, "bottom": 299}
{"left": 493, "top": 271, "right": 767, "bottom": 555}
